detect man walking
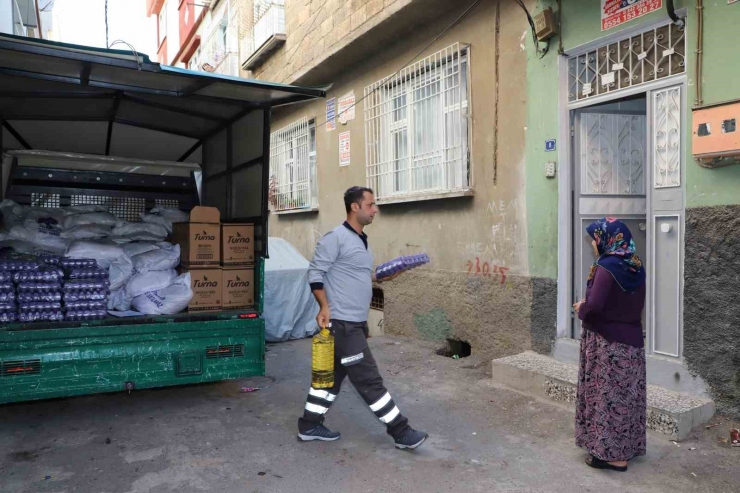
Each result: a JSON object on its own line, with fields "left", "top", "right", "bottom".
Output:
{"left": 297, "top": 186, "right": 428, "bottom": 450}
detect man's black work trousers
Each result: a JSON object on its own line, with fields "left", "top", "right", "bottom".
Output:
{"left": 298, "top": 319, "right": 411, "bottom": 439}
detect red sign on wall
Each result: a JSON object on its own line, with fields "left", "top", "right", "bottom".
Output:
{"left": 601, "top": 0, "right": 662, "bottom": 31}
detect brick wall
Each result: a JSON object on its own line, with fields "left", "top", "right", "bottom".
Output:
{"left": 247, "top": 0, "right": 412, "bottom": 84}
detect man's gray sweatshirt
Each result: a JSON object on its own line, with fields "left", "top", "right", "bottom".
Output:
{"left": 308, "top": 222, "right": 373, "bottom": 323}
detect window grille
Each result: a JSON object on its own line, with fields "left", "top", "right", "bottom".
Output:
{"left": 269, "top": 117, "right": 317, "bottom": 212}
{"left": 31, "top": 193, "right": 60, "bottom": 208}
{"left": 579, "top": 114, "right": 646, "bottom": 195}
{"left": 568, "top": 23, "right": 685, "bottom": 103}
{"left": 71, "top": 195, "right": 145, "bottom": 223}
{"left": 370, "top": 288, "right": 384, "bottom": 311}
{"left": 364, "top": 43, "right": 471, "bottom": 202}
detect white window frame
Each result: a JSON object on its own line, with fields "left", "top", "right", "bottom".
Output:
{"left": 269, "top": 117, "right": 318, "bottom": 213}
{"left": 364, "top": 43, "right": 472, "bottom": 203}
{"left": 188, "top": 46, "right": 201, "bottom": 71}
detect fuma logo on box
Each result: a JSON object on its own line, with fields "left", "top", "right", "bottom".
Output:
{"left": 228, "top": 232, "right": 250, "bottom": 244}
{"left": 227, "top": 276, "right": 250, "bottom": 288}
{"left": 194, "top": 276, "right": 218, "bottom": 288}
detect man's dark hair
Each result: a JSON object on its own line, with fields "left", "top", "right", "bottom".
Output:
{"left": 344, "top": 186, "right": 374, "bottom": 213}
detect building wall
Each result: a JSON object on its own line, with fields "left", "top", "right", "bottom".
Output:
{"left": 525, "top": 0, "right": 740, "bottom": 417}
{"left": 266, "top": 0, "right": 557, "bottom": 360}
{"left": 250, "top": 0, "right": 413, "bottom": 84}
{"left": 0, "top": 0, "right": 15, "bottom": 35}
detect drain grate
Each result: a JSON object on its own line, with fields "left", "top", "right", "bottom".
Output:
{"left": 1, "top": 359, "right": 41, "bottom": 376}
{"left": 205, "top": 344, "right": 245, "bottom": 359}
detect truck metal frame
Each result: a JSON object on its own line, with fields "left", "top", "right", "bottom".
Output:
{"left": 0, "top": 33, "right": 325, "bottom": 404}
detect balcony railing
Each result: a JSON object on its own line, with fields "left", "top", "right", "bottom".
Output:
{"left": 241, "top": 0, "right": 285, "bottom": 70}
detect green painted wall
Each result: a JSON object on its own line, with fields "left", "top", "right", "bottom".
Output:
{"left": 525, "top": 0, "right": 740, "bottom": 278}
{"left": 524, "top": 0, "right": 559, "bottom": 280}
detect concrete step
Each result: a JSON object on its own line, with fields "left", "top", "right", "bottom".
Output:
{"left": 491, "top": 351, "right": 715, "bottom": 441}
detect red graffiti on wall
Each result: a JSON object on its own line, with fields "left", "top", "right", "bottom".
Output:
{"left": 465, "top": 257, "right": 509, "bottom": 285}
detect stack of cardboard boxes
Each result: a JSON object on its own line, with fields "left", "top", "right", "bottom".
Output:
{"left": 173, "top": 207, "right": 255, "bottom": 312}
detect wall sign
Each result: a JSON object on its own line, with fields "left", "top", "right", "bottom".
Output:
{"left": 338, "top": 91, "right": 356, "bottom": 125}
{"left": 545, "top": 139, "right": 557, "bottom": 152}
{"left": 326, "top": 98, "right": 336, "bottom": 132}
{"left": 601, "top": 0, "right": 662, "bottom": 31}
{"left": 339, "top": 131, "right": 351, "bottom": 167}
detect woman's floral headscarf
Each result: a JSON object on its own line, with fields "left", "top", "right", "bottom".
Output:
{"left": 586, "top": 217, "right": 646, "bottom": 293}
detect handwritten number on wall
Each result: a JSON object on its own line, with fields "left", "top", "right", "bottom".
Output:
{"left": 465, "top": 258, "right": 509, "bottom": 285}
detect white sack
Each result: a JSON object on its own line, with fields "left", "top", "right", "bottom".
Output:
{"left": 63, "top": 212, "right": 121, "bottom": 229}
{"left": 122, "top": 242, "right": 160, "bottom": 257}
{"left": 131, "top": 245, "right": 180, "bottom": 274}
{"left": 125, "top": 269, "right": 178, "bottom": 299}
{"left": 141, "top": 213, "right": 173, "bottom": 234}
{"left": 108, "top": 288, "right": 133, "bottom": 312}
{"left": 112, "top": 222, "right": 168, "bottom": 241}
{"left": 108, "top": 255, "right": 134, "bottom": 291}
{"left": 150, "top": 207, "right": 189, "bottom": 223}
{"left": 66, "top": 241, "right": 125, "bottom": 269}
{"left": 131, "top": 273, "right": 192, "bottom": 315}
{"left": 61, "top": 224, "right": 113, "bottom": 240}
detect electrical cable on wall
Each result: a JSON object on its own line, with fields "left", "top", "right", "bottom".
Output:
{"left": 514, "top": 0, "right": 550, "bottom": 59}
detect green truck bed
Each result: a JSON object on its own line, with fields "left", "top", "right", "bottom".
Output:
{"left": 0, "top": 313, "right": 265, "bottom": 405}
{"left": 0, "top": 260, "right": 267, "bottom": 405}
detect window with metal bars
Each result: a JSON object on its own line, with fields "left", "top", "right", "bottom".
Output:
{"left": 370, "top": 288, "right": 384, "bottom": 311}
{"left": 269, "top": 117, "right": 317, "bottom": 212}
{"left": 568, "top": 23, "right": 685, "bottom": 103}
{"left": 364, "top": 43, "right": 471, "bottom": 202}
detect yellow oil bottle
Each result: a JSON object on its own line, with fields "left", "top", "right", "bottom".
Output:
{"left": 311, "top": 327, "right": 334, "bottom": 388}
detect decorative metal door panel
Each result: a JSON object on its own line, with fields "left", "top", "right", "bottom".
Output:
{"left": 649, "top": 85, "right": 684, "bottom": 358}
{"left": 573, "top": 109, "right": 648, "bottom": 339}
{"left": 580, "top": 113, "right": 646, "bottom": 196}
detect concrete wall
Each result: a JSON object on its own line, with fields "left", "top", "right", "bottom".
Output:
{"left": 684, "top": 206, "right": 740, "bottom": 419}
{"left": 266, "top": 0, "right": 556, "bottom": 360}
{"left": 524, "top": 1, "right": 740, "bottom": 415}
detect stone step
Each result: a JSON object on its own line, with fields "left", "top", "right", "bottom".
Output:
{"left": 491, "top": 351, "right": 715, "bottom": 441}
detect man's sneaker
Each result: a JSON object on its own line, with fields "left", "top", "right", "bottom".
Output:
{"left": 394, "top": 428, "right": 428, "bottom": 450}
{"left": 298, "top": 424, "right": 341, "bottom": 442}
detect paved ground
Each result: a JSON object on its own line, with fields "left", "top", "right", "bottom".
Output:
{"left": 1, "top": 335, "right": 738, "bottom": 493}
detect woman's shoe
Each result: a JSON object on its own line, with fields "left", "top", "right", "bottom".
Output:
{"left": 585, "top": 455, "right": 628, "bottom": 472}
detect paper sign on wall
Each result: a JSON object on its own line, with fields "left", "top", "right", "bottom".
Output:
{"left": 338, "top": 91, "right": 355, "bottom": 125}
{"left": 601, "top": 0, "right": 662, "bottom": 31}
{"left": 339, "top": 131, "right": 351, "bottom": 167}
{"left": 326, "top": 98, "right": 336, "bottom": 132}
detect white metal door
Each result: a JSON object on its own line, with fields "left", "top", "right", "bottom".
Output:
{"left": 572, "top": 108, "right": 648, "bottom": 339}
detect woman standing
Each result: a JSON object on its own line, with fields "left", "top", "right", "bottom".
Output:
{"left": 573, "top": 217, "right": 647, "bottom": 472}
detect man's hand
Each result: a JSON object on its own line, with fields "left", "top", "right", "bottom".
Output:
{"left": 373, "top": 271, "right": 403, "bottom": 283}
{"left": 380, "top": 272, "right": 401, "bottom": 282}
{"left": 316, "top": 307, "right": 331, "bottom": 328}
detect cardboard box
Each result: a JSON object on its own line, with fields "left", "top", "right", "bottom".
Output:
{"left": 173, "top": 206, "right": 221, "bottom": 267}
{"left": 222, "top": 267, "right": 255, "bottom": 310}
{"left": 221, "top": 224, "right": 255, "bottom": 266}
{"left": 182, "top": 268, "right": 222, "bottom": 312}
